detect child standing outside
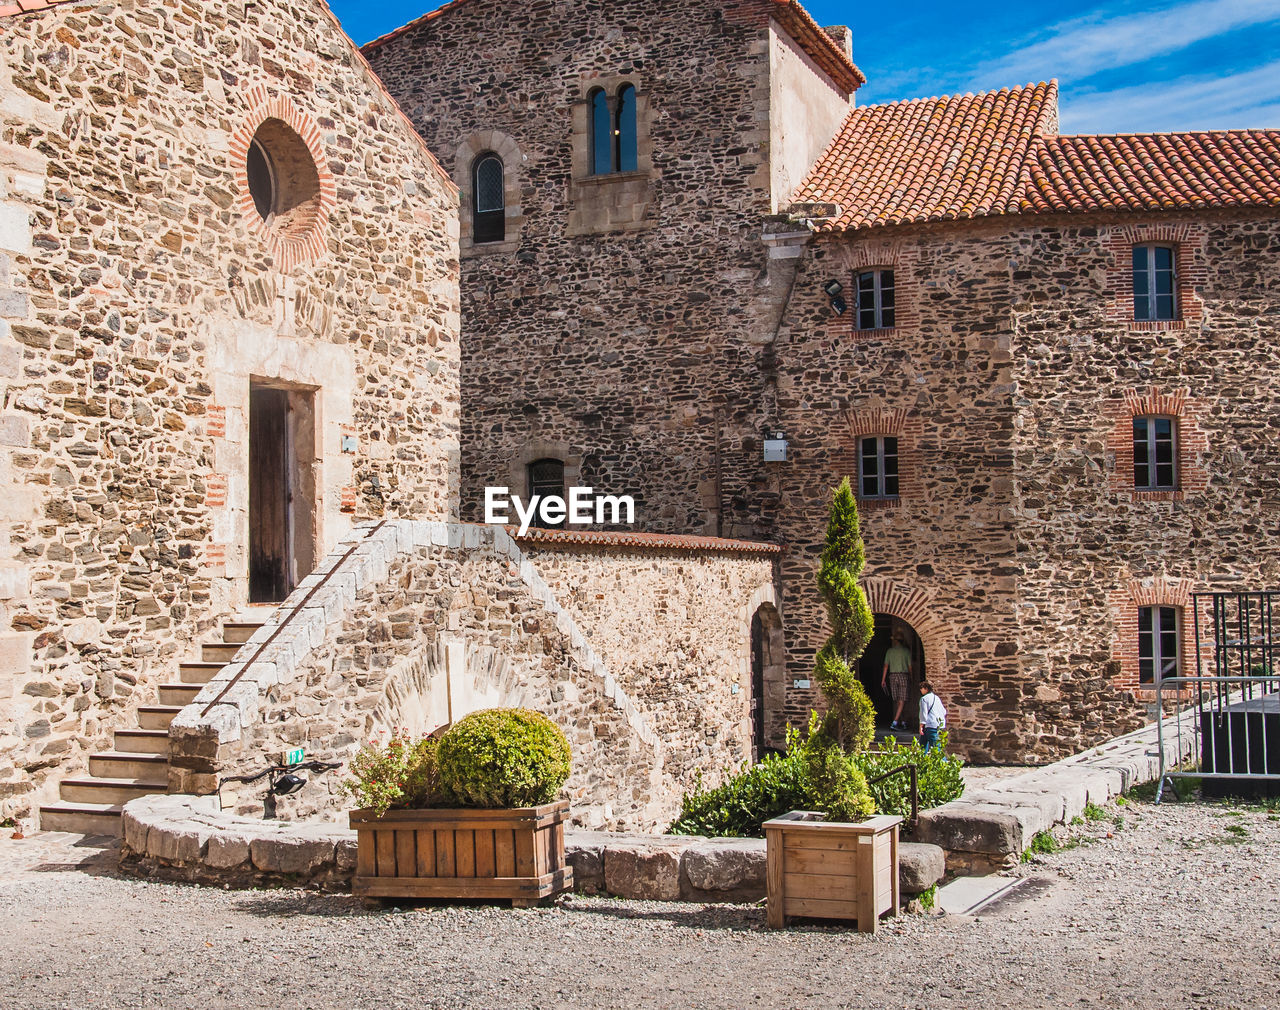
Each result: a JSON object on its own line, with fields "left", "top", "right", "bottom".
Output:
{"left": 918, "top": 681, "right": 946, "bottom": 754}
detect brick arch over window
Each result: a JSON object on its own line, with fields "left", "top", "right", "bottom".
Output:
{"left": 860, "top": 578, "right": 953, "bottom": 692}
{"left": 1103, "top": 385, "right": 1210, "bottom": 501}
{"left": 1103, "top": 222, "right": 1206, "bottom": 330}
{"left": 1107, "top": 573, "right": 1205, "bottom": 694}
{"left": 842, "top": 406, "right": 924, "bottom": 510}
{"left": 834, "top": 240, "right": 921, "bottom": 338}
{"left": 455, "top": 130, "right": 525, "bottom": 255}
{"left": 230, "top": 86, "right": 335, "bottom": 272}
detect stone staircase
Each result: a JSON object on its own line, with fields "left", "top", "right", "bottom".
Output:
{"left": 38, "top": 619, "right": 265, "bottom": 836}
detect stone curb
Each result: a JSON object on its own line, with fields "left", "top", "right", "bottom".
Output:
{"left": 119, "top": 796, "right": 945, "bottom": 900}
{"left": 916, "top": 710, "right": 1197, "bottom": 870}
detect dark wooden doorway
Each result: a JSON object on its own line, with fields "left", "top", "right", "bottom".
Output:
{"left": 751, "top": 610, "right": 766, "bottom": 759}
{"left": 249, "top": 383, "right": 316, "bottom": 604}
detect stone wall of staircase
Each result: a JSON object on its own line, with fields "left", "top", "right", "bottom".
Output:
{"left": 170, "top": 522, "right": 776, "bottom": 832}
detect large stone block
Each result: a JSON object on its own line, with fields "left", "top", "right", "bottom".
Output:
{"left": 249, "top": 834, "right": 337, "bottom": 875}
{"left": 205, "top": 832, "right": 252, "bottom": 869}
{"left": 914, "top": 801, "right": 1028, "bottom": 857}
{"left": 682, "top": 837, "right": 766, "bottom": 894}
{"left": 603, "top": 835, "right": 703, "bottom": 901}
{"left": 898, "top": 842, "right": 945, "bottom": 894}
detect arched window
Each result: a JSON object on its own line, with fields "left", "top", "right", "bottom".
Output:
{"left": 246, "top": 137, "right": 275, "bottom": 221}
{"left": 616, "top": 84, "right": 638, "bottom": 173}
{"left": 590, "top": 89, "right": 612, "bottom": 176}
{"left": 527, "top": 458, "right": 566, "bottom": 530}
{"left": 472, "top": 153, "right": 505, "bottom": 244}
{"left": 589, "top": 84, "right": 639, "bottom": 176}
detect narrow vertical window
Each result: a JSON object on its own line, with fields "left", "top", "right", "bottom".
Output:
{"left": 527, "top": 458, "right": 566, "bottom": 530}
{"left": 855, "top": 269, "right": 895, "bottom": 330}
{"left": 858, "top": 436, "right": 899, "bottom": 499}
{"left": 472, "top": 153, "right": 505, "bottom": 244}
{"left": 616, "top": 84, "right": 638, "bottom": 172}
{"left": 590, "top": 88, "right": 612, "bottom": 176}
{"left": 1138, "top": 605, "right": 1180, "bottom": 683}
{"left": 1133, "top": 244, "right": 1177, "bottom": 321}
{"left": 1133, "top": 416, "right": 1177, "bottom": 490}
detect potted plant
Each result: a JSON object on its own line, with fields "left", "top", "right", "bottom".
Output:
{"left": 345, "top": 708, "right": 574, "bottom": 906}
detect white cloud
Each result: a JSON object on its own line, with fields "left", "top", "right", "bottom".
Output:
{"left": 1058, "top": 59, "right": 1280, "bottom": 132}
{"left": 973, "top": 0, "right": 1280, "bottom": 88}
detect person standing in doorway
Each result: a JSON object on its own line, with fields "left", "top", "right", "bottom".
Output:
{"left": 919, "top": 681, "right": 947, "bottom": 754}
{"left": 881, "top": 629, "right": 913, "bottom": 731}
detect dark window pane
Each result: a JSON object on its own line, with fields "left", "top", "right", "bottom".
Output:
{"left": 475, "top": 157, "right": 504, "bottom": 213}
{"left": 1155, "top": 463, "right": 1175, "bottom": 488}
{"left": 1138, "top": 606, "right": 1154, "bottom": 683}
{"left": 858, "top": 308, "right": 876, "bottom": 331}
{"left": 881, "top": 306, "right": 895, "bottom": 328}
{"left": 857, "top": 271, "right": 875, "bottom": 293}
{"left": 527, "top": 458, "right": 566, "bottom": 529}
{"left": 1154, "top": 246, "right": 1173, "bottom": 271}
{"left": 616, "top": 84, "right": 638, "bottom": 172}
{"left": 1133, "top": 418, "right": 1149, "bottom": 486}
{"left": 590, "top": 89, "right": 612, "bottom": 175}
{"left": 1155, "top": 294, "right": 1175, "bottom": 320}
{"left": 883, "top": 473, "right": 898, "bottom": 497}
{"left": 246, "top": 139, "right": 274, "bottom": 221}
{"left": 1133, "top": 247, "right": 1150, "bottom": 320}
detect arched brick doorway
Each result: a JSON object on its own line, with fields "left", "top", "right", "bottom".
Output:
{"left": 858, "top": 615, "right": 924, "bottom": 729}
{"left": 746, "top": 585, "right": 785, "bottom": 757}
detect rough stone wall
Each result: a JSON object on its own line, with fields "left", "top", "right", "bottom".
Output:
{"left": 518, "top": 540, "right": 779, "bottom": 786}
{"left": 170, "top": 522, "right": 776, "bottom": 831}
{"left": 770, "top": 209, "right": 1280, "bottom": 763}
{"left": 0, "top": 0, "right": 460, "bottom": 821}
{"left": 365, "top": 0, "right": 850, "bottom": 537}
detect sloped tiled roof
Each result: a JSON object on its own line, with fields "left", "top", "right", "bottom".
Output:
{"left": 793, "top": 82, "right": 1060, "bottom": 231}
{"left": 363, "top": 0, "right": 864, "bottom": 91}
{"left": 1024, "top": 131, "right": 1280, "bottom": 214}
{"left": 0, "top": 0, "right": 78, "bottom": 14}
{"left": 795, "top": 80, "right": 1280, "bottom": 231}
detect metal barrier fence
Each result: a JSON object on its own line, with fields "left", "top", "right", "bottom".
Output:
{"left": 1156, "top": 674, "right": 1280, "bottom": 801}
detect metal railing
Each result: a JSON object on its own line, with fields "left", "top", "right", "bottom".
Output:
{"left": 863, "top": 760, "right": 919, "bottom": 828}
{"left": 1156, "top": 673, "right": 1280, "bottom": 801}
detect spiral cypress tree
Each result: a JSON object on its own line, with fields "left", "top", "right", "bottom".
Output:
{"left": 812, "top": 477, "right": 876, "bottom": 753}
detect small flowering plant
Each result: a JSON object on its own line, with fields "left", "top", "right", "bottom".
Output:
{"left": 341, "top": 729, "right": 439, "bottom": 818}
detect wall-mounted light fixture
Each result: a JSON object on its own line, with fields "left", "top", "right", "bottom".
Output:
{"left": 763, "top": 430, "right": 789, "bottom": 462}
{"left": 824, "top": 278, "right": 847, "bottom": 316}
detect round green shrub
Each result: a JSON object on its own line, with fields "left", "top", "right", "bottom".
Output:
{"left": 436, "top": 708, "right": 571, "bottom": 809}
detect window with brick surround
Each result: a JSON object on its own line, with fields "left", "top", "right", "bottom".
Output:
{"left": 1138, "top": 605, "right": 1181, "bottom": 683}
{"left": 1132, "top": 416, "right": 1177, "bottom": 491}
{"left": 1132, "top": 244, "right": 1177, "bottom": 321}
{"left": 858, "top": 436, "right": 899, "bottom": 500}
{"left": 855, "top": 269, "right": 895, "bottom": 331}
{"left": 472, "top": 153, "right": 505, "bottom": 244}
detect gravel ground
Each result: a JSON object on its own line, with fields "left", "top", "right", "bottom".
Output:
{"left": 2, "top": 797, "right": 1277, "bottom": 1010}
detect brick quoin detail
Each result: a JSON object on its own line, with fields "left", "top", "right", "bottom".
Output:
{"left": 203, "top": 543, "right": 228, "bottom": 576}
{"left": 340, "top": 486, "right": 358, "bottom": 513}
{"left": 1103, "top": 386, "right": 1210, "bottom": 500}
{"left": 1107, "top": 573, "right": 1208, "bottom": 696}
{"left": 205, "top": 474, "right": 228, "bottom": 509}
{"left": 861, "top": 577, "right": 954, "bottom": 695}
{"left": 229, "top": 85, "right": 336, "bottom": 272}
{"left": 835, "top": 239, "right": 922, "bottom": 342}
{"left": 842, "top": 406, "right": 924, "bottom": 510}
{"left": 206, "top": 405, "right": 226, "bottom": 439}
{"left": 1104, "top": 222, "right": 1207, "bottom": 330}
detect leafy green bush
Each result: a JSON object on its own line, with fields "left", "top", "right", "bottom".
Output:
{"left": 669, "top": 748, "right": 811, "bottom": 837}
{"left": 436, "top": 708, "right": 571, "bottom": 809}
{"left": 853, "top": 732, "right": 965, "bottom": 818}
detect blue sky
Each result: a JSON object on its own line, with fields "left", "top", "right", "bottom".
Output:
{"left": 332, "top": 0, "right": 1280, "bottom": 133}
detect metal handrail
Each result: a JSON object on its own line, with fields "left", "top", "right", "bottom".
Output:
{"left": 200, "top": 519, "right": 389, "bottom": 716}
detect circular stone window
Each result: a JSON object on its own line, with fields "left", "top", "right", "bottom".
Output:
{"left": 244, "top": 117, "right": 322, "bottom": 238}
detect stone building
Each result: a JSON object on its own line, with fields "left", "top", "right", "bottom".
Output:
{"left": 366, "top": 1, "right": 1280, "bottom": 762}
{"left": 0, "top": 0, "right": 462, "bottom": 825}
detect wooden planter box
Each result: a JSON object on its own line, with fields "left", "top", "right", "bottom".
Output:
{"left": 349, "top": 799, "right": 573, "bottom": 906}
{"left": 763, "top": 810, "right": 902, "bottom": 932}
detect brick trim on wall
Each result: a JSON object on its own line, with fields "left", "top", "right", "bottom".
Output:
{"left": 1103, "top": 222, "right": 1207, "bottom": 330}
{"left": 230, "top": 85, "right": 336, "bottom": 272}
{"left": 861, "top": 577, "right": 954, "bottom": 694}
{"left": 1107, "top": 573, "right": 1207, "bottom": 696}
{"left": 842, "top": 406, "right": 924, "bottom": 510}
{"left": 835, "top": 239, "right": 922, "bottom": 342}
{"left": 1103, "top": 386, "right": 1210, "bottom": 501}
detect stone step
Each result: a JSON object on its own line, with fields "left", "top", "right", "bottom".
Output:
{"left": 178, "top": 662, "right": 224, "bottom": 685}
{"left": 38, "top": 801, "right": 124, "bottom": 836}
{"left": 201, "top": 642, "right": 243, "bottom": 663}
{"left": 137, "top": 705, "right": 183, "bottom": 731}
{"left": 88, "top": 751, "right": 168, "bottom": 780}
{"left": 158, "top": 683, "right": 202, "bottom": 706}
{"left": 222, "top": 622, "right": 265, "bottom": 644}
{"left": 60, "top": 777, "right": 166, "bottom": 805}
{"left": 114, "top": 729, "right": 169, "bottom": 755}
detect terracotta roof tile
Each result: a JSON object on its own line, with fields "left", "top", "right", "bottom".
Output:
{"left": 0, "top": 0, "right": 83, "bottom": 15}
{"left": 1024, "top": 131, "right": 1280, "bottom": 214}
{"left": 511, "top": 526, "right": 782, "bottom": 555}
{"left": 794, "top": 82, "right": 1059, "bottom": 231}
{"left": 362, "top": 0, "right": 865, "bottom": 90}
{"left": 797, "top": 81, "right": 1280, "bottom": 231}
